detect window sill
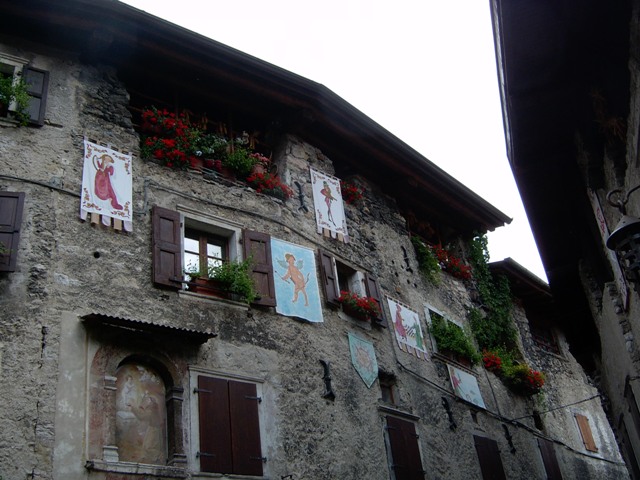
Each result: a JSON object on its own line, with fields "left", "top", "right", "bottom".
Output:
{"left": 432, "top": 352, "right": 477, "bottom": 375}
{"left": 0, "top": 117, "right": 19, "bottom": 127}
{"left": 338, "top": 309, "right": 373, "bottom": 329}
{"left": 179, "top": 289, "right": 250, "bottom": 310}
{"left": 192, "top": 474, "right": 270, "bottom": 480}
{"left": 85, "top": 459, "right": 188, "bottom": 478}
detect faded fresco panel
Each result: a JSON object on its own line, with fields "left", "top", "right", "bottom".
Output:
{"left": 115, "top": 363, "right": 167, "bottom": 464}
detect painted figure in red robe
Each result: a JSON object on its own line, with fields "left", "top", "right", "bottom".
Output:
{"left": 394, "top": 304, "right": 408, "bottom": 340}
{"left": 93, "top": 153, "right": 123, "bottom": 210}
{"left": 320, "top": 180, "right": 336, "bottom": 226}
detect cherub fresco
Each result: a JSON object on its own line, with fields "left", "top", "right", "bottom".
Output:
{"left": 277, "top": 253, "right": 310, "bottom": 306}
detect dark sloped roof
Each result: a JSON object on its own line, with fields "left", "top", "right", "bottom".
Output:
{"left": 82, "top": 313, "right": 216, "bottom": 344}
{"left": 0, "top": 0, "right": 510, "bottom": 236}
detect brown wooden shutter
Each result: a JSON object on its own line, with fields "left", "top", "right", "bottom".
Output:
{"left": 242, "top": 229, "right": 276, "bottom": 306}
{"left": 198, "top": 376, "right": 233, "bottom": 473}
{"left": 229, "top": 380, "right": 263, "bottom": 476}
{"left": 23, "top": 67, "right": 49, "bottom": 126}
{"left": 318, "top": 249, "right": 340, "bottom": 306}
{"left": 152, "top": 206, "right": 182, "bottom": 289}
{"left": 473, "top": 435, "right": 507, "bottom": 480}
{"left": 0, "top": 192, "right": 25, "bottom": 272}
{"left": 537, "top": 438, "right": 563, "bottom": 480}
{"left": 575, "top": 413, "right": 598, "bottom": 452}
{"left": 365, "top": 273, "right": 387, "bottom": 327}
{"left": 386, "top": 416, "right": 424, "bottom": 480}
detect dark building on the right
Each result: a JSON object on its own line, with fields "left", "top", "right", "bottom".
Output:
{"left": 491, "top": 0, "right": 640, "bottom": 476}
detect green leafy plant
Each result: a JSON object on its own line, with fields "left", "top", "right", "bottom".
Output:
{"left": 482, "top": 346, "right": 546, "bottom": 396}
{"left": 468, "top": 235, "right": 516, "bottom": 351}
{"left": 208, "top": 258, "right": 257, "bottom": 303}
{"left": 185, "top": 258, "right": 256, "bottom": 303}
{"left": 0, "top": 74, "right": 30, "bottom": 125}
{"left": 430, "top": 312, "right": 480, "bottom": 365}
{"left": 501, "top": 362, "right": 545, "bottom": 396}
{"left": 411, "top": 236, "right": 441, "bottom": 285}
{"left": 193, "top": 132, "right": 228, "bottom": 159}
{"left": 224, "top": 146, "right": 258, "bottom": 178}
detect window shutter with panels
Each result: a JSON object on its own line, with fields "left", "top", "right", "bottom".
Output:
{"left": 537, "top": 438, "right": 563, "bottom": 480}
{"left": 386, "top": 416, "right": 424, "bottom": 480}
{"left": 152, "top": 206, "right": 182, "bottom": 289}
{"left": 473, "top": 435, "right": 507, "bottom": 480}
{"left": 364, "top": 273, "right": 387, "bottom": 327}
{"left": 22, "top": 67, "right": 49, "bottom": 126}
{"left": 318, "top": 249, "right": 340, "bottom": 306}
{"left": 242, "top": 229, "right": 276, "bottom": 306}
{"left": 0, "top": 192, "right": 25, "bottom": 272}
{"left": 575, "top": 414, "right": 598, "bottom": 452}
{"left": 229, "top": 381, "right": 263, "bottom": 476}
{"left": 197, "top": 376, "right": 233, "bottom": 473}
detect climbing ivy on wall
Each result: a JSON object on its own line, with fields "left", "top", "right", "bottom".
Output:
{"left": 467, "top": 234, "right": 516, "bottom": 351}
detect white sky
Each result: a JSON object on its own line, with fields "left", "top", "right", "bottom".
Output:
{"left": 121, "top": 0, "right": 547, "bottom": 281}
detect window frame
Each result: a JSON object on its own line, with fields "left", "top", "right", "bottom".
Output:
{"left": 189, "top": 367, "right": 268, "bottom": 477}
{"left": 0, "top": 52, "right": 48, "bottom": 126}
{"left": 318, "top": 249, "right": 386, "bottom": 326}
{"left": 151, "top": 205, "right": 276, "bottom": 306}
{"left": 0, "top": 191, "right": 25, "bottom": 272}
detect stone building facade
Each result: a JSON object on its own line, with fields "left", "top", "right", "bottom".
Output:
{"left": 0, "top": 1, "right": 629, "bottom": 479}
{"left": 491, "top": 0, "right": 640, "bottom": 477}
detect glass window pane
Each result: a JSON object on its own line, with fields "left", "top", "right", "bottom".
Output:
{"left": 184, "top": 237, "right": 200, "bottom": 254}
{"left": 208, "top": 257, "right": 222, "bottom": 269}
{"left": 207, "top": 243, "right": 223, "bottom": 259}
{"left": 184, "top": 253, "right": 200, "bottom": 272}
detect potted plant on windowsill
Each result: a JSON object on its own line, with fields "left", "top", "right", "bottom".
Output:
{"left": 185, "top": 258, "right": 257, "bottom": 303}
{"left": 338, "top": 290, "right": 381, "bottom": 321}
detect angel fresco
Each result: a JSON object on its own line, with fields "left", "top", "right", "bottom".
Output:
{"left": 277, "top": 253, "right": 310, "bottom": 306}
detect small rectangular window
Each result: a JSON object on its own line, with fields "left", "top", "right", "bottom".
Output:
{"left": 385, "top": 416, "right": 424, "bottom": 479}
{"left": 196, "top": 375, "right": 264, "bottom": 476}
{"left": 473, "top": 435, "right": 507, "bottom": 480}
{"left": 318, "top": 249, "right": 386, "bottom": 325}
{"left": 379, "top": 371, "right": 397, "bottom": 405}
{"left": 530, "top": 324, "right": 560, "bottom": 354}
{"left": 575, "top": 413, "right": 598, "bottom": 452}
{"left": 0, "top": 191, "right": 25, "bottom": 272}
{"left": 0, "top": 53, "right": 48, "bottom": 126}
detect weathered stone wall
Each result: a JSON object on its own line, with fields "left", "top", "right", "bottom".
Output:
{"left": 577, "top": 0, "right": 640, "bottom": 473}
{"left": 0, "top": 38, "right": 628, "bottom": 480}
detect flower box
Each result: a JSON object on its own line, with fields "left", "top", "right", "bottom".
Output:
{"left": 338, "top": 291, "right": 381, "bottom": 322}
